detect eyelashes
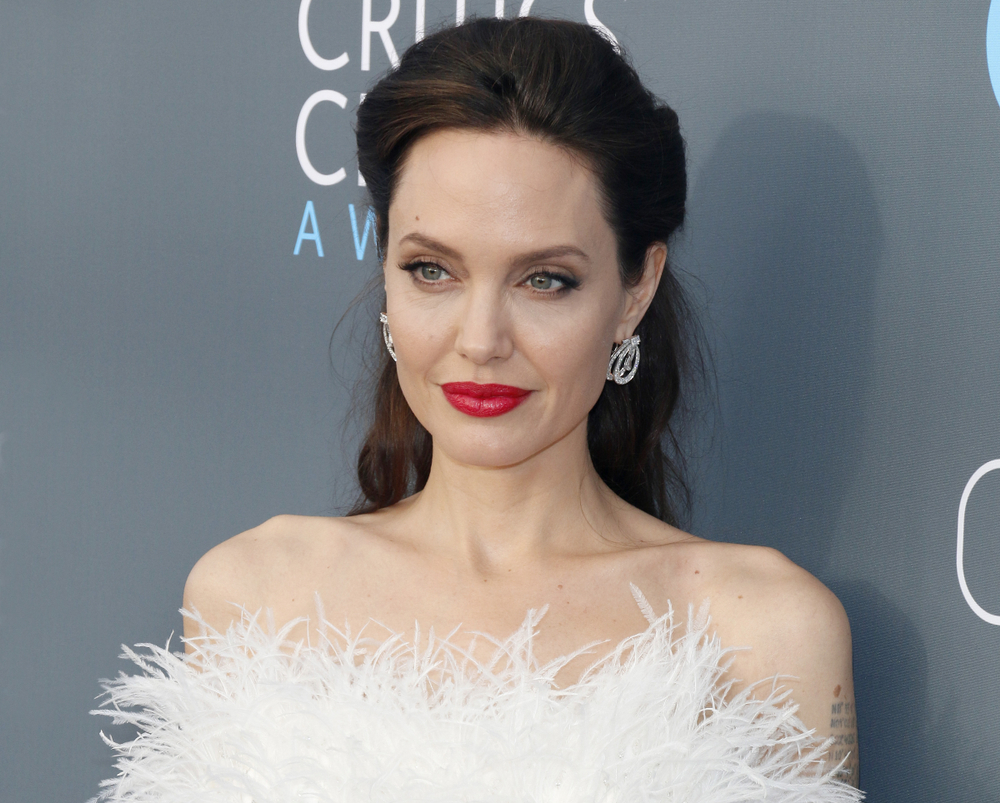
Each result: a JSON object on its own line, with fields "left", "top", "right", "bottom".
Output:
{"left": 399, "top": 260, "right": 447, "bottom": 283}
{"left": 526, "top": 272, "right": 581, "bottom": 292}
{"left": 397, "top": 260, "right": 581, "bottom": 294}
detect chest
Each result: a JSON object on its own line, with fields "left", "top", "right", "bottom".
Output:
{"left": 269, "top": 560, "right": 702, "bottom": 688}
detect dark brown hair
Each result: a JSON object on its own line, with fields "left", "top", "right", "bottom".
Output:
{"left": 350, "top": 17, "right": 701, "bottom": 525}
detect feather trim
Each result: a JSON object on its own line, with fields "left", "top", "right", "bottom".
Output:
{"left": 91, "top": 591, "right": 863, "bottom": 802}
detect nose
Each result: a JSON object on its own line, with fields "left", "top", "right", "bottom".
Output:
{"left": 453, "top": 287, "right": 514, "bottom": 365}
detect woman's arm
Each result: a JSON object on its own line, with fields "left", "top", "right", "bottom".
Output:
{"left": 775, "top": 578, "right": 859, "bottom": 787}
{"left": 716, "top": 548, "right": 860, "bottom": 788}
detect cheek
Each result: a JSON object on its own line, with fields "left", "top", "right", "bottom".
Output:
{"left": 390, "top": 313, "right": 449, "bottom": 410}
{"left": 523, "top": 306, "right": 616, "bottom": 410}
{"left": 384, "top": 268, "right": 444, "bottom": 362}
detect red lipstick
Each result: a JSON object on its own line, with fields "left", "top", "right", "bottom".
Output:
{"left": 440, "top": 382, "right": 531, "bottom": 417}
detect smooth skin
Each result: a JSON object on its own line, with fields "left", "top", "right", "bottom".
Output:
{"left": 185, "top": 129, "right": 859, "bottom": 786}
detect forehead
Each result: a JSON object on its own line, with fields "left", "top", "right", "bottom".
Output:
{"left": 388, "top": 129, "right": 613, "bottom": 256}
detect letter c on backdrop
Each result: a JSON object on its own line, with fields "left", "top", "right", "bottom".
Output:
{"left": 296, "top": 89, "right": 348, "bottom": 186}
{"left": 957, "top": 459, "right": 1000, "bottom": 625}
{"left": 299, "top": 0, "right": 349, "bottom": 70}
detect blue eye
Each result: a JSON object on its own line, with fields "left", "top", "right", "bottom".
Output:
{"left": 527, "top": 273, "right": 567, "bottom": 291}
{"left": 420, "top": 264, "right": 445, "bottom": 281}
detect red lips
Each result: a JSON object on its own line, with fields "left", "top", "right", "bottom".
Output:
{"left": 440, "top": 382, "right": 531, "bottom": 417}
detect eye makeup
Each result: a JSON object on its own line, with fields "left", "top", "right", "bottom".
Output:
{"left": 397, "top": 259, "right": 581, "bottom": 294}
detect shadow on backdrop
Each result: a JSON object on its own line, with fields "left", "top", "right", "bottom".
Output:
{"left": 683, "top": 112, "right": 879, "bottom": 574}
{"left": 678, "top": 113, "right": 957, "bottom": 800}
{"left": 834, "top": 580, "right": 995, "bottom": 802}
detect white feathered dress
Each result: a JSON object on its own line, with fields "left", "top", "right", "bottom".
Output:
{"left": 91, "top": 585, "right": 864, "bottom": 802}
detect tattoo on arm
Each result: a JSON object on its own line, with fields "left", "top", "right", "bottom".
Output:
{"left": 828, "top": 697, "right": 860, "bottom": 788}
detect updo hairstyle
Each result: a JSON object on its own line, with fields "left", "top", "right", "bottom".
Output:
{"left": 351, "top": 16, "right": 700, "bottom": 526}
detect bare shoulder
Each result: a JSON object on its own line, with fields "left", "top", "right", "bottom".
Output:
{"left": 714, "top": 542, "right": 850, "bottom": 670}
{"left": 611, "top": 510, "right": 850, "bottom": 667}
{"left": 648, "top": 538, "right": 857, "bottom": 781}
{"left": 634, "top": 531, "right": 843, "bottom": 635}
{"left": 182, "top": 514, "right": 359, "bottom": 643}
{"left": 656, "top": 539, "right": 851, "bottom": 675}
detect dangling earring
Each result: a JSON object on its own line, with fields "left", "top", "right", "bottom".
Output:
{"left": 379, "top": 312, "right": 397, "bottom": 362}
{"left": 607, "top": 335, "right": 640, "bottom": 385}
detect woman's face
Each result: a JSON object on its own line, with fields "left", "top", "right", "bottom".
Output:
{"left": 384, "top": 128, "right": 662, "bottom": 470}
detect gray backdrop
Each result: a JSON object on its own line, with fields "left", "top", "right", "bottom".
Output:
{"left": 2, "top": 1, "right": 999, "bottom": 800}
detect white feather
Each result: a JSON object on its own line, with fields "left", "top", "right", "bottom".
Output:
{"left": 91, "top": 592, "right": 864, "bottom": 802}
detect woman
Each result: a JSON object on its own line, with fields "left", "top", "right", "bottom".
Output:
{"left": 94, "top": 17, "right": 862, "bottom": 802}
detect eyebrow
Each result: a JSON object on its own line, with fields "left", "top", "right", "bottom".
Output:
{"left": 397, "top": 232, "right": 591, "bottom": 268}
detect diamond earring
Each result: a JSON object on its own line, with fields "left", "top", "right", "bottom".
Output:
{"left": 379, "top": 312, "right": 397, "bottom": 362}
{"left": 607, "top": 335, "right": 640, "bottom": 385}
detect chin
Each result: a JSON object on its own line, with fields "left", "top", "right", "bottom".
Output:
{"left": 433, "top": 431, "right": 540, "bottom": 470}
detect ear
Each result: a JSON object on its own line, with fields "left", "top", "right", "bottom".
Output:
{"left": 615, "top": 242, "right": 667, "bottom": 342}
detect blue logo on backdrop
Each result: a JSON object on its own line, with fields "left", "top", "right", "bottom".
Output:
{"left": 989, "top": 1, "right": 1000, "bottom": 107}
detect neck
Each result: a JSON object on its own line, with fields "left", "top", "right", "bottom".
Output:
{"left": 401, "top": 420, "right": 623, "bottom": 575}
